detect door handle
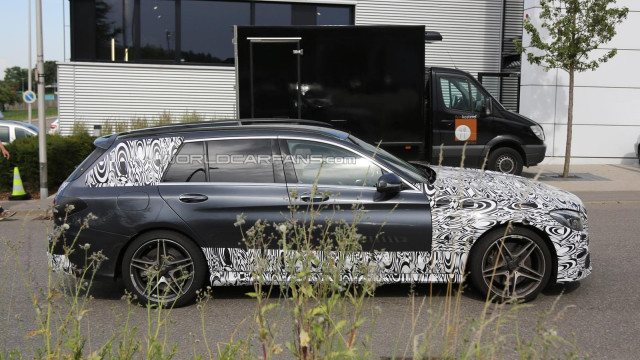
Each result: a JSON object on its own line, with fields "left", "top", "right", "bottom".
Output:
{"left": 299, "top": 193, "right": 328, "bottom": 203}
{"left": 178, "top": 193, "right": 208, "bottom": 203}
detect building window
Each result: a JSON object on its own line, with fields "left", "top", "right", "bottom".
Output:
{"left": 140, "top": 0, "right": 176, "bottom": 61}
{"left": 181, "top": 1, "right": 250, "bottom": 64}
{"left": 94, "top": 0, "right": 134, "bottom": 61}
{"left": 317, "top": 5, "right": 352, "bottom": 25}
{"left": 70, "top": 0, "right": 354, "bottom": 66}
{"left": 255, "top": 3, "right": 292, "bottom": 26}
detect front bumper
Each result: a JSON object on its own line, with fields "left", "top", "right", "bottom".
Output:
{"left": 523, "top": 144, "right": 547, "bottom": 166}
{"left": 554, "top": 225, "right": 592, "bottom": 283}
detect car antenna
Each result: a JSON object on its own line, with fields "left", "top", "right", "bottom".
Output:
{"left": 446, "top": 50, "right": 459, "bottom": 70}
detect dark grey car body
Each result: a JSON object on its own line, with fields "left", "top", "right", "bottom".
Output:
{"left": 50, "top": 121, "right": 590, "bottom": 305}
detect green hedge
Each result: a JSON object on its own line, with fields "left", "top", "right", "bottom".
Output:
{"left": 0, "top": 134, "right": 96, "bottom": 193}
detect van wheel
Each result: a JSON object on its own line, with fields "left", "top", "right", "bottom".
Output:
{"left": 487, "top": 148, "right": 523, "bottom": 175}
{"left": 468, "top": 227, "right": 551, "bottom": 302}
{"left": 122, "top": 231, "right": 207, "bottom": 307}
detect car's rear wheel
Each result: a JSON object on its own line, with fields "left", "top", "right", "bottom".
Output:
{"left": 487, "top": 147, "right": 523, "bottom": 175}
{"left": 469, "top": 227, "right": 551, "bottom": 302}
{"left": 122, "top": 231, "right": 206, "bottom": 307}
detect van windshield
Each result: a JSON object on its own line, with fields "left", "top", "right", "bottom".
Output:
{"left": 349, "top": 136, "right": 431, "bottom": 184}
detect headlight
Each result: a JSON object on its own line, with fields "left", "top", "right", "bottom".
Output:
{"left": 549, "top": 209, "right": 583, "bottom": 231}
{"left": 530, "top": 125, "right": 545, "bottom": 141}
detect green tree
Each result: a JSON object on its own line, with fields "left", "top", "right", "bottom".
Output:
{"left": 0, "top": 81, "right": 20, "bottom": 110}
{"left": 43, "top": 60, "right": 57, "bottom": 87}
{"left": 3, "top": 66, "right": 29, "bottom": 92}
{"left": 520, "top": 0, "right": 628, "bottom": 177}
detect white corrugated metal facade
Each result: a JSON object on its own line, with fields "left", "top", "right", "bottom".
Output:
{"left": 58, "top": 0, "right": 519, "bottom": 135}
{"left": 58, "top": 62, "right": 237, "bottom": 135}
{"left": 356, "top": 0, "right": 504, "bottom": 76}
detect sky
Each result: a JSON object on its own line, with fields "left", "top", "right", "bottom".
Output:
{"left": 0, "top": 0, "right": 68, "bottom": 77}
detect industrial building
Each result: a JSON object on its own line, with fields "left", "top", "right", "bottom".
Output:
{"left": 58, "top": 0, "right": 639, "bottom": 163}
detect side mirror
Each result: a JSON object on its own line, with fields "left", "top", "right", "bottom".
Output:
{"left": 484, "top": 98, "right": 492, "bottom": 116}
{"left": 376, "top": 173, "right": 403, "bottom": 193}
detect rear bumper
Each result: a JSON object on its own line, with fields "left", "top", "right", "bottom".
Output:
{"left": 523, "top": 144, "right": 546, "bottom": 166}
{"left": 47, "top": 252, "right": 75, "bottom": 275}
{"left": 48, "top": 226, "right": 129, "bottom": 280}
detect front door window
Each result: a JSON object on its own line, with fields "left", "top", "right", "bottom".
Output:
{"left": 284, "top": 139, "right": 382, "bottom": 187}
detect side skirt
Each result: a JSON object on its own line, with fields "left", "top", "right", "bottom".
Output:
{"left": 202, "top": 247, "right": 467, "bottom": 286}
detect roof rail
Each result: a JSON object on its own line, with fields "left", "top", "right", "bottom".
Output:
{"left": 237, "top": 119, "right": 332, "bottom": 127}
{"left": 116, "top": 118, "right": 334, "bottom": 138}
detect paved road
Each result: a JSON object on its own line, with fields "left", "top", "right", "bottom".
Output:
{"left": 1, "top": 196, "right": 639, "bottom": 359}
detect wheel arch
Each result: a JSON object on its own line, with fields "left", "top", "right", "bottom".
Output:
{"left": 482, "top": 136, "right": 527, "bottom": 165}
{"left": 114, "top": 227, "right": 209, "bottom": 281}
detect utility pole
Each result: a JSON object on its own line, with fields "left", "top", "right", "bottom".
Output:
{"left": 35, "top": 0, "right": 48, "bottom": 198}
{"left": 28, "top": 0, "right": 32, "bottom": 125}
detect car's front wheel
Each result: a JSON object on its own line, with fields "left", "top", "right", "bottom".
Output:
{"left": 469, "top": 227, "right": 552, "bottom": 302}
{"left": 487, "top": 147, "right": 523, "bottom": 175}
{"left": 122, "top": 231, "right": 207, "bottom": 307}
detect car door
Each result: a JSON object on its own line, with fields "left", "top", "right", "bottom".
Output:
{"left": 279, "top": 137, "right": 432, "bottom": 254}
{"left": 158, "top": 137, "right": 291, "bottom": 252}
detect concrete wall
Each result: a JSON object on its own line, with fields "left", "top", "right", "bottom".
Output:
{"left": 520, "top": 0, "right": 640, "bottom": 164}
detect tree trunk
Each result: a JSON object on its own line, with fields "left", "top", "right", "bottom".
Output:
{"left": 563, "top": 68, "right": 574, "bottom": 178}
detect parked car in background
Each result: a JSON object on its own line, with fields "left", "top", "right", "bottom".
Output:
{"left": 0, "top": 120, "right": 38, "bottom": 144}
{"left": 50, "top": 120, "right": 591, "bottom": 307}
{"left": 49, "top": 118, "right": 59, "bottom": 134}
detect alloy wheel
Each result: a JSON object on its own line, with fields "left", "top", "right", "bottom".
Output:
{"left": 481, "top": 234, "right": 547, "bottom": 299}
{"left": 129, "top": 238, "right": 195, "bottom": 303}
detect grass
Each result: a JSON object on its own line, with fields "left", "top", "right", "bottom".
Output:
{"left": 2, "top": 107, "right": 58, "bottom": 121}
{"left": 0, "top": 151, "right": 586, "bottom": 359}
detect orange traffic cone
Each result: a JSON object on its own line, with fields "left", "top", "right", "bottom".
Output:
{"left": 8, "top": 167, "right": 31, "bottom": 200}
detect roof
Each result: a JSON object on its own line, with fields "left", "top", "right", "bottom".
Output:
{"left": 96, "top": 119, "right": 349, "bottom": 149}
{"left": 0, "top": 120, "right": 39, "bottom": 133}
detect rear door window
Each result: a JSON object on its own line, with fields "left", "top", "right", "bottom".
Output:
{"left": 207, "top": 139, "right": 274, "bottom": 183}
{"left": 163, "top": 142, "right": 207, "bottom": 182}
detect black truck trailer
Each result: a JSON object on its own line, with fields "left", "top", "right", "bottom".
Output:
{"left": 234, "top": 25, "right": 546, "bottom": 175}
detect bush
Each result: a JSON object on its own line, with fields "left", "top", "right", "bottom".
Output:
{"left": 0, "top": 133, "right": 96, "bottom": 193}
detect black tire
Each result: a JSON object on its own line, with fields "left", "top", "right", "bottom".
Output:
{"left": 487, "top": 147, "right": 523, "bottom": 175}
{"left": 468, "top": 227, "right": 552, "bottom": 302}
{"left": 122, "top": 230, "right": 207, "bottom": 307}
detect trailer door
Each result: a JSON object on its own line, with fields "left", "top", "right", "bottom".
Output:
{"left": 243, "top": 37, "right": 302, "bottom": 119}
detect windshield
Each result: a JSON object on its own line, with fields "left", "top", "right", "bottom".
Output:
{"left": 349, "top": 136, "right": 431, "bottom": 184}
